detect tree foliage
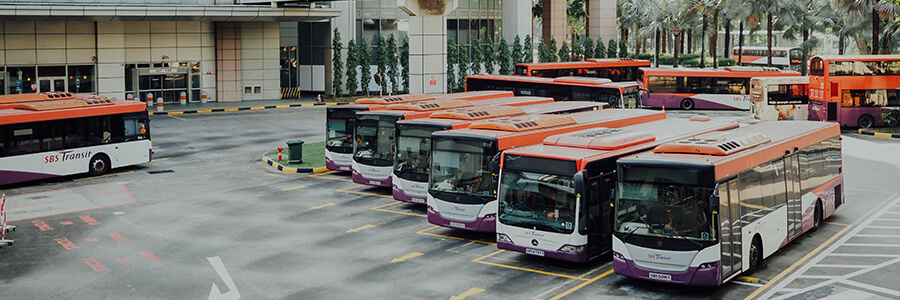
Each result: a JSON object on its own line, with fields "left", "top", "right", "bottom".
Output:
{"left": 498, "top": 37, "right": 512, "bottom": 75}
{"left": 358, "top": 37, "right": 371, "bottom": 95}
{"left": 559, "top": 41, "right": 570, "bottom": 62}
{"left": 523, "top": 35, "right": 534, "bottom": 63}
{"left": 619, "top": 39, "right": 628, "bottom": 58}
{"left": 483, "top": 30, "right": 496, "bottom": 74}
{"left": 345, "top": 39, "right": 358, "bottom": 95}
{"left": 400, "top": 35, "right": 409, "bottom": 94}
{"left": 457, "top": 44, "right": 469, "bottom": 91}
{"left": 376, "top": 35, "right": 388, "bottom": 94}
{"left": 595, "top": 38, "right": 606, "bottom": 58}
{"left": 549, "top": 37, "right": 559, "bottom": 62}
{"left": 607, "top": 39, "right": 617, "bottom": 58}
{"left": 448, "top": 38, "right": 458, "bottom": 92}
{"left": 470, "top": 37, "right": 482, "bottom": 75}
{"left": 512, "top": 35, "right": 523, "bottom": 65}
{"left": 387, "top": 34, "right": 398, "bottom": 94}
{"left": 583, "top": 36, "right": 594, "bottom": 59}
{"left": 331, "top": 27, "right": 343, "bottom": 96}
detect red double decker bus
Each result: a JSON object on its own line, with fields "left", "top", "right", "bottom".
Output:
{"left": 807, "top": 55, "right": 900, "bottom": 128}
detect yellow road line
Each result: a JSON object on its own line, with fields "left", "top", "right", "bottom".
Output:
{"left": 823, "top": 221, "right": 851, "bottom": 226}
{"left": 471, "top": 250, "right": 589, "bottom": 280}
{"left": 281, "top": 185, "right": 306, "bottom": 191}
{"left": 167, "top": 114, "right": 187, "bottom": 121}
{"left": 415, "top": 226, "right": 495, "bottom": 245}
{"left": 151, "top": 157, "right": 170, "bottom": 162}
{"left": 371, "top": 201, "right": 427, "bottom": 217}
{"left": 346, "top": 224, "right": 376, "bottom": 233}
{"left": 449, "top": 287, "right": 485, "bottom": 300}
{"left": 310, "top": 203, "right": 337, "bottom": 210}
{"left": 309, "top": 171, "right": 353, "bottom": 182}
{"left": 73, "top": 170, "right": 134, "bottom": 182}
{"left": 743, "top": 224, "right": 854, "bottom": 300}
{"left": 548, "top": 269, "right": 615, "bottom": 300}
{"left": 152, "top": 146, "right": 160, "bottom": 149}
{"left": 338, "top": 185, "right": 393, "bottom": 199}
{"left": 391, "top": 252, "right": 424, "bottom": 263}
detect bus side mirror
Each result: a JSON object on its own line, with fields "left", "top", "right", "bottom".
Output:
{"left": 707, "top": 195, "right": 720, "bottom": 215}
{"left": 489, "top": 152, "right": 502, "bottom": 174}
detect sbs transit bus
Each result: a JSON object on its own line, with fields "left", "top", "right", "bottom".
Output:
{"left": 514, "top": 58, "right": 651, "bottom": 81}
{"left": 749, "top": 76, "right": 810, "bottom": 121}
{"left": 638, "top": 66, "right": 802, "bottom": 110}
{"left": 427, "top": 109, "right": 666, "bottom": 232}
{"left": 732, "top": 46, "right": 803, "bottom": 71}
{"left": 0, "top": 93, "right": 151, "bottom": 185}
{"left": 466, "top": 74, "right": 643, "bottom": 109}
{"left": 326, "top": 91, "right": 512, "bottom": 171}
{"left": 393, "top": 101, "right": 604, "bottom": 204}
{"left": 352, "top": 96, "right": 553, "bottom": 187}
{"left": 613, "top": 121, "right": 843, "bottom": 286}
{"left": 495, "top": 117, "right": 738, "bottom": 262}
{"left": 807, "top": 55, "right": 900, "bottom": 128}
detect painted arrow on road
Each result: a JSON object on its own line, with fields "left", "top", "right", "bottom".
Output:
{"left": 208, "top": 256, "right": 241, "bottom": 300}
{"left": 391, "top": 252, "right": 423, "bottom": 263}
{"left": 449, "top": 288, "right": 485, "bottom": 300}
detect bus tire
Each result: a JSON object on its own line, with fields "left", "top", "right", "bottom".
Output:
{"left": 88, "top": 154, "right": 110, "bottom": 176}
{"left": 858, "top": 115, "right": 874, "bottom": 129}
{"left": 747, "top": 236, "right": 764, "bottom": 275}
{"left": 680, "top": 98, "right": 695, "bottom": 110}
{"left": 811, "top": 200, "right": 823, "bottom": 232}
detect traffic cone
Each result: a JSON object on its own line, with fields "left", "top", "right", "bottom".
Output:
{"left": 317, "top": 94, "right": 323, "bottom": 104}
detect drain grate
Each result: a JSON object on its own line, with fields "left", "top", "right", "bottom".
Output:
{"left": 147, "top": 170, "right": 174, "bottom": 174}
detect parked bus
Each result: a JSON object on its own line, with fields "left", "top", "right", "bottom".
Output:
{"left": 749, "top": 76, "right": 809, "bottom": 121}
{"left": 352, "top": 96, "right": 553, "bottom": 187}
{"left": 514, "top": 58, "right": 651, "bottom": 82}
{"left": 466, "top": 74, "right": 643, "bottom": 109}
{"left": 495, "top": 117, "right": 738, "bottom": 262}
{"left": 613, "top": 121, "right": 843, "bottom": 286}
{"left": 807, "top": 55, "right": 900, "bottom": 128}
{"left": 0, "top": 93, "right": 151, "bottom": 185}
{"left": 638, "top": 66, "right": 802, "bottom": 110}
{"left": 326, "top": 91, "right": 512, "bottom": 171}
{"left": 393, "top": 101, "right": 604, "bottom": 204}
{"left": 427, "top": 109, "right": 666, "bottom": 232}
{"left": 732, "top": 46, "right": 803, "bottom": 71}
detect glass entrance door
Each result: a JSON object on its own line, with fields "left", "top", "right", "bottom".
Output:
{"left": 39, "top": 77, "right": 66, "bottom": 93}
{"left": 136, "top": 67, "right": 189, "bottom": 103}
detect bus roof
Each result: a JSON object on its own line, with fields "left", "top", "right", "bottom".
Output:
{"left": 0, "top": 92, "right": 89, "bottom": 105}
{"left": 467, "top": 74, "right": 638, "bottom": 88}
{"left": 353, "top": 94, "right": 436, "bottom": 104}
{"left": 733, "top": 46, "right": 800, "bottom": 51}
{"left": 750, "top": 76, "right": 809, "bottom": 84}
{"left": 515, "top": 59, "right": 650, "bottom": 69}
{"left": 355, "top": 96, "right": 553, "bottom": 118}
{"left": 0, "top": 98, "right": 148, "bottom": 125}
{"left": 398, "top": 101, "right": 603, "bottom": 129}
{"left": 432, "top": 109, "right": 666, "bottom": 149}
{"left": 502, "top": 117, "right": 739, "bottom": 170}
{"left": 639, "top": 66, "right": 801, "bottom": 77}
{"left": 811, "top": 55, "right": 900, "bottom": 62}
{"left": 330, "top": 90, "right": 515, "bottom": 113}
{"left": 622, "top": 121, "right": 840, "bottom": 180}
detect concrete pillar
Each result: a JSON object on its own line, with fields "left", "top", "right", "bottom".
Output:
{"left": 588, "top": 0, "right": 617, "bottom": 43}
{"left": 542, "top": 0, "right": 567, "bottom": 46}
{"left": 399, "top": 0, "right": 458, "bottom": 95}
{"left": 502, "top": 0, "right": 532, "bottom": 44}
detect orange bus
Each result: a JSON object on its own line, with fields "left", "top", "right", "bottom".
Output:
{"left": 807, "top": 55, "right": 900, "bottom": 128}
{"left": 352, "top": 95, "right": 552, "bottom": 187}
{"left": 0, "top": 93, "right": 151, "bottom": 185}
{"left": 427, "top": 109, "right": 665, "bottom": 232}
{"left": 638, "top": 66, "right": 802, "bottom": 110}
{"left": 466, "top": 74, "right": 643, "bottom": 109}
{"left": 514, "top": 58, "right": 651, "bottom": 81}
{"left": 392, "top": 101, "right": 604, "bottom": 204}
{"left": 614, "top": 121, "right": 843, "bottom": 286}
{"left": 326, "top": 91, "right": 513, "bottom": 171}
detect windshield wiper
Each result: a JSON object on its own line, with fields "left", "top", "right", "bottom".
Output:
{"left": 667, "top": 231, "right": 703, "bottom": 247}
{"left": 621, "top": 226, "right": 641, "bottom": 241}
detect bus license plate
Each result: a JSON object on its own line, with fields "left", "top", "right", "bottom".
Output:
{"left": 649, "top": 273, "right": 671, "bottom": 281}
{"left": 411, "top": 198, "right": 425, "bottom": 203}
{"left": 369, "top": 180, "right": 380, "bottom": 185}
{"left": 526, "top": 249, "right": 545, "bottom": 256}
{"left": 449, "top": 222, "right": 466, "bottom": 228}
{"left": 340, "top": 166, "right": 350, "bottom": 170}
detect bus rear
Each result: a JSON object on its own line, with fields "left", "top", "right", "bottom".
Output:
{"left": 613, "top": 121, "right": 843, "bottom": 286}
{"left": 427, "top": 109, "right": 666, "bottom": 232}
{"left": 496, "top": 117, "right": 738, "bottom": 262}
{"left": 749, "top": 76, "right": 809, "bottom": 121}
{"left": 392, "top": 101, "right": 602, "bottom": 204}
{"left": 352, "top": 95, "right": 550, "bottom": 187}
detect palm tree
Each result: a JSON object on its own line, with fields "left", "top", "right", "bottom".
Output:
{"left": 721, "top": 0, "right": 753, "bottom": 64}
{"left": 689, "top": 0, "right": 721, "bottom": 68}
{"left": 836, "top": 0, "right": 900, "bottom": 54}
{"left": 663, "top": 0, "right": 695, "bottom": 67}
{"left": 783, "top": 0, "right": 839, "bottom": 74}
{"left": 568, "top": 0, "right": 589, "bottom": 46}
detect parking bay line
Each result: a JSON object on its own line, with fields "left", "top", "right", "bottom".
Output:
{"left": 471, "top": 250, "right": 592, "bottom": 281}
{"left": 281, "top": 185, "right": 306, "bottom": 191}
{"left": 548, "top": 267, "right": 615, "bottom": 300}
{"left": 415, "top": 225, "right": 494, "bottom": 245}
{"left": 346, "top": 224, "right": 376, "bottom": 233}
{"left": 371, "top": 201, "right": 426, "bottom": 218}
{"left": 337, "top": 185, "right": 393, "bottom": 199}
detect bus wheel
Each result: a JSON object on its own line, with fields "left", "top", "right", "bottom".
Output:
{"left": 88, "top": 154, "right": 110, "bottom": 176}
{"left": 747, "top": 236, "right": 763, "bottom": 274}
{"left": 858, "top": 115, "right": 874, "bottom": 129}
{"left": 812, "top": 200, "right": 823, "bottom": 232}
{"left": 680, "top": 99, "right": 695, "bottom": 110}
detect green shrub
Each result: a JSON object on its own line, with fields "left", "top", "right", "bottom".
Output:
{"left": 682, "top": 58, "right": 701, "bottom": 68}
{"left": 658, "top": 54, "right": 675, "bottom": 65}
{"left": 637, "top": 53, "right": 653, "bottom": 60}
{"left": 718, "top": 57, "right": 735, "bottom": 66}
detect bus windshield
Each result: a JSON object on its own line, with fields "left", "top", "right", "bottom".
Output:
{"left": 515, "top": 65, "right": 528, "bottom": 76}
{"left": 395, "top": 125, "right": 440, "bottom": 181}
{"left": 326, "top": 108, "right": 362, "bottom": 153}
{"left": 622, "top": 86, "right": 641, "bottom": 108}
{"left": 615, "top": 166, "right": 715, "bottom": 241}
{"left": 430, "top": 137, "right": 495, "bottom": 203}
{"left": 354, "top": 115, "right": 399, "bottom": 166}
{"left": 498, "top": 169, "right": 577, "bottom": 234}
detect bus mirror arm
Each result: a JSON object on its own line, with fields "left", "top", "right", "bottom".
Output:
{"left": 707, "top": 195, "right": 719, "bottom": 215}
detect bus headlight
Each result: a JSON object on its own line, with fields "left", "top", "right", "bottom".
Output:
{"left": 698, "top": 262, "right": 718, "bottom": 269}
{"left": 558, "top": 245, "right": 584, "bottom": 253}
{"left": 613, "top": 251, "right": 626, "bottom": 260}
{"left": 483, "top": 213, "right": 496, "bottom": 220}
{"left": 497, "top": 233, "right": 512, "bottom": 243}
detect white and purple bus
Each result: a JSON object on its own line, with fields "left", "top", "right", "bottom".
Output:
{"left": 613, "top": 121, "right": 843, "bottom": 286}
{"left": 495, "top": 117, "right": 738, "bottom": 262}
{"left": 638, "top": 67, "right": 801, "bottom": 110}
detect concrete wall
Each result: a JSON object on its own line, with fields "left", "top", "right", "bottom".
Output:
{"left": 240, "top": 22, "right": 280, "bottom": 101}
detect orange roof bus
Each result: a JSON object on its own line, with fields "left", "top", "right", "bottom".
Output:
{"left": 0, "top": 93, "right": 151, "bottom": 185}
{"left": 613, "top": 121, "right": 843, "bottom": 286}
{"left": 393, "top": 100, "right": 605, "bottom": 204}
{"left": 732, "top": 46, "right": 803, "bottom": 71}
{"left": 514, "top": 58, "right": 651, "bottom": 82}
{"left": 326, "top": 91, "right": 513, "bottom": 171}
{"left": 427, "top": 109, "right": 666, "bottom": 232}
{"left": 466, "top": 74, "right": 643, "bottom": 109}
{"left": 496, "top": 117, "right": 738, "bottom": 262}
{"left": 351, "top": 95, "right": 551, "bottom": 187}
{"left": 638, "top": 66, "right": 802, "bottom": 110}
{"left": 807, "top": 55, "right": 900, "bottom": 128}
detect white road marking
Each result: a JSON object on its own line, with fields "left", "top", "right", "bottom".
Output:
{"left": 208, "top": 256, "right": 241, "bottom": 300}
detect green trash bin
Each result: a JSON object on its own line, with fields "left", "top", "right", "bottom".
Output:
{"left": 286, "top": 140, "right": 304, "bottom": 164}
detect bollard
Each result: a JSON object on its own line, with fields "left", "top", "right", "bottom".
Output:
{"left": 156, "top": 97, "right": 164, "bottom": 112}
{"left": 277, "top": 147, "right": 284, "bottom": 162}
{"left": 146, "top": 92, "right": 154, "bottom": 108}
{"left": 126, "top": 93, "right": 134, "bottom": 102}
{"left": 180, "top": 91, "right": 187, "bottom": 105}
{"left": 201, "top": 90, "right": 208, "bottom": 104}
{"left": 0, "top": 193, "right": 14, "bottom": 248}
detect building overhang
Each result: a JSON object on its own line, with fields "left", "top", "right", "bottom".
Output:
{"left": 0, "top": 4, "right": 340, "bottom": 22}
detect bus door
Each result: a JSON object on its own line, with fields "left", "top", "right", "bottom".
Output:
{"left": 827, "top": 102, "right": 838, "bottom": 122}
{"left": 784, "top": 153, "right": 802, "bottom": 240}
{"left": 586, "top": 171, "right": 615, "bottom": 257}
{"left": 39, "top": 76, "right": 66, "bottom": 92}
{"left": 0, "top": 72, "right": 6, "bottom": 95}
{"left": 718, "top": 179, "right": 742, "bottom": 280}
